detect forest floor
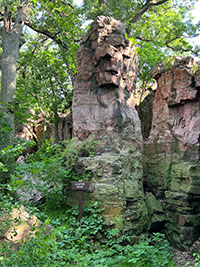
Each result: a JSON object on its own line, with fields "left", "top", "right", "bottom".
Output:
{"left": 172, "top": 238, "right": 200, "bottom": 267}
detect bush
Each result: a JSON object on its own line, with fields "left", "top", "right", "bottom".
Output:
{"left": 7, "top": 137, "right": 96, "bottom": 209}
{"left": 0, "top": 203, "right": 175, "bottom": 267}
{"left": 0, "top": 138, "right": 175, "bottom": 267}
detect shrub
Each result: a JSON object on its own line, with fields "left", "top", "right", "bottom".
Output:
{"left": 8, "top": 137, "right": 96, "bottom": 210}
{"left": 0, "top": 203, "right": 175, "bottom": 267}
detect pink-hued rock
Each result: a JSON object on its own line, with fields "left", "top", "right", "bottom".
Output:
{"left": 71, "top": 16, "right": 149, "bottom": 237}
{"left": 16, "top": 111, "right": 72, "bottom": 143}
{"left": 148, "top": 56, "right": 200, "bottom": 160}
{"left": 72, "top": 16, "right": 141, "bottom": 150}
{"left": 143, "top": 57, "right": 200, "bottom": 249}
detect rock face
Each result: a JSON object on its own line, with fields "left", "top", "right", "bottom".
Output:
{"left": 72, "top": 16, "right": 149, "bottom": 236}
{"left": 144, "top": 56, "right": 200, "bottom": 250}
{"left": 137, "top": 89, "right": 156, "bottom": 140}
{"left": 73, "top": 16, "right": 141, "bottom": 151}
{"left": 0, "top": 206, "right": 41, "bottom": 249}
{"left": 72, "top": 16, "right": 200, "bottom": 249}
{"left": 149, "top": 56, "right": 200, "bottom": 158}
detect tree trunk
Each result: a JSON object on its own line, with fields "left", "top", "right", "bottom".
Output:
{"left": 0, "top": 1, "right": 28, "bottom": 147}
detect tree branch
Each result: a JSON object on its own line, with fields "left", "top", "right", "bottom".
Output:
{"left": 136, "top": 35, "right": 154, "bottom": 42}
{"left": 25, "top": 22, "right": 69, "bottom": 50}
{"left": 130, "top": 0, "right": 169, "bottom": 24}
{"left": 49, "top": 0, "right": 74, "bottom": 9}
{"left": 166, "top": 44, "right": 200, "bottom": 56}
{"left": 151, "top": 0, "right": 169, "bottom": 6}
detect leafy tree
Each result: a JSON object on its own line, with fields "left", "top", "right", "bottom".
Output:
{"left": 0, "top": 0, "right": 200, "bottom": 148}
{"left": 0, "top": 0, "right": 82, "bottom": 146}
{"left": 16, "top": 35, "right": 74, "bottom": 142}
{"left": 80, "top": 0, "right": 200, "bottom": 83}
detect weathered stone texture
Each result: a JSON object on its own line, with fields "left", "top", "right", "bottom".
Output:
{"left": 72, "top": 16, "right": 148, "bottom": 236}
{"left": 137, "top": 90, "right": 155, "bottom": 140}
{"left": 75, "top": 150, "right": 149, "bottom": 236}
{"left": 144, "top": 56, "right": 200, "bottom": 250}
{"left": 72, "top": 16, "right": 141, "bottom": 150}
{"left": 149, "top": 56, "right": 200, "bottom": 159}
{"left": 72, "top": 17, "right": 200, "bottom": 249}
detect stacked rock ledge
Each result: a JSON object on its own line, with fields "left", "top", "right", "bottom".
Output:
{"left": 71, "top": 15, "right": 200, "bottom": 249}
{"left": 71, "top": 16, "right": 149, "bottom": 237}
{"left": 144, "top": 56, "right": 200, "bottom": 250}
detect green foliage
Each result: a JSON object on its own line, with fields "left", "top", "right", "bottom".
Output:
{"left": 162, "top": 57, "right": 176, "bottom": 72}
{"left": 0, "top": 200, "right": 175, "bottom": 267}
{"left": 80, "top": 0, "right": 200, "bottom": 83}
{"left": 0, "top": 139, "right": 34, "bottom": 184}
{"left": 194, "top": 253, "right": 200, "bottom": 267}
{"left": 28, "top": 0, "right": 83, "bottom": 74}
{"left": 9, "top": 138, "right": 97, "bottom": 210}
{"left": 0, "top": 103, "right": 13, "bottom": 149}
{"left": 0, "top": 0, "right": 20, "bottom": 13}
{"left": 15, "top": 36, "right": 75, "bottom": 142}
{"left": 193, "top": 245, "right": 200, "bottom": 267}
{"left": 0, "top": 191, "right": 14, "bottom": 236}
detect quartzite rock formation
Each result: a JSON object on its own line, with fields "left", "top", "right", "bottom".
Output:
{"left": 143, "top": 56, "right": 200, "bottom": 249}
{"left": 72, "top": 16, "right": 141, "bottom": 151}
{"left": 72, "top": 16, "right": 149, "bottom": 236}
{"left": 72, "top": 16, "right": 200, "bottom": 248}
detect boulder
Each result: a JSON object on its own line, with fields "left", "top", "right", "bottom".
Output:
{"left": 0, "top": 205, "right": 41, "bottom": 249}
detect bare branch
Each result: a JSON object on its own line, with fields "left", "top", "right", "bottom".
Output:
{"left": 166, "top": 44, "right": 200, "bottom": 56}
{"left": 25, "top": 21, "right": 68, "bottom": 50}
{"left": 130, "top": 0, "right": 170, "bottom": 24}
{"left": 165, "top": 36, "right": 180, "bottom": 44}
{"left": 151, "top": 0, "right": 169, "bottom": 6}
{"left": 136, "top": 35, "right": 154, "bottom": 42}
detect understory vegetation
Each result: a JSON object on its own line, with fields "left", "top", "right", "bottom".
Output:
{"left": 0, "top": 201, "right": 174, "bottom": 266}
{"left": 0, "top": 0, "right": 200, "bottom": 266}
{"left": 0, "top": 140, "right": 175, "bottom": 266}
{"left": 0, "top": 140, "right": 199, "bottom": 267}
{"left": 0, "top": 207, "right": 175, "bottom": 267}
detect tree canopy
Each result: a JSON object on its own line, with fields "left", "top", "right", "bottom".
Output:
{"left": 80, "top": 0, "right": 200, "bottom": 81}
{"left": 0, "top": 0, "right": 199, "bottom": 145}
{"left": 0, "top": 2, "right": 200, "bottom": 261}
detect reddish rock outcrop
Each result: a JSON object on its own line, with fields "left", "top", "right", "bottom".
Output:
{"left": 143, "top": 56, "right": 200, "bottom": 250}
{"left": 149, "top": 56, "right": 200, "bottom": 161}
{"left": 72, "top": 16, "right": 141, "bottom": 151}
{"left": 71, "top": 16, "right": 149, "bottom": 236}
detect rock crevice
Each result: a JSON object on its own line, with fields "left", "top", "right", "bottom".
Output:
{"left": 72, "top": 16, "right": 200, "bottom": 249}
{"left": 144, "top": 56, "right": 200, "bottom": 249}
{"left": 72, "top": 16, "right": 148, "bottom": 236}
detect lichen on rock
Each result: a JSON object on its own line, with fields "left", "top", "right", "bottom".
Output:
{"left": 72, "top": 16, "right": 148, "bottom": 236}
{"left": 144, "top": 56, "right": 200, "bottom": 250}
{"left": 71, "top": 16, "right": 200, "bottom": 249}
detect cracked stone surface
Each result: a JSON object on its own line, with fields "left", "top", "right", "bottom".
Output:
{"left": 72, "top": 16, "right": 141, "bottom": 151}
{"left": 149, "top": 56, "right": 200, "bottom": 161}
{"left": 143, "top": 56, "right": 200, "bottom": 250}
{"left": 71, "top": 16, "right": 149, "bottom": 236}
